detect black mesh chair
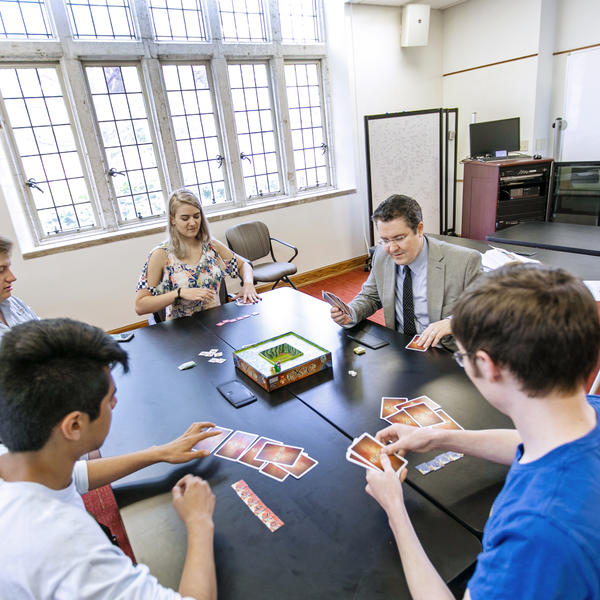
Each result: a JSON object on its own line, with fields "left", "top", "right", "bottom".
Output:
{"left": 225, "top": 221, "right": 298, "bottom": 290}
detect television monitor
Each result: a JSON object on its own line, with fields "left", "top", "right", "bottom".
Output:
{"left": 469, "top": 117, "right": 520, "bottom": 158}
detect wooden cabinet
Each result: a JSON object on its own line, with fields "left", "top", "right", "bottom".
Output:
{"left": 461, "top": 158, "right": 553, "bottom": 240}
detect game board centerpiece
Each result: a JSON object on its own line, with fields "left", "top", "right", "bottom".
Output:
{"left": 233, "top": 332, "right": 332, "bottom": 392}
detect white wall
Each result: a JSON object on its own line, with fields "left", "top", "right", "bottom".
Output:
{"left": 345, "top": 3, "right": 443, "bottom": 240}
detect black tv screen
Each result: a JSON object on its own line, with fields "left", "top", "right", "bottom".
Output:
{"left": 469, "top": 117, "right": 520, "bottom": 158}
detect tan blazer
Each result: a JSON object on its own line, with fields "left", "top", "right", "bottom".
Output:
{"left": 349, "top": 236, "right": 482, "bottom": 331}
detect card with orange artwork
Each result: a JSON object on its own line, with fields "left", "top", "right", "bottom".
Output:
{"left": 347, "top": 433, "right": 407, "bottom": 475}
{"left": 403, "top": 403, "right": 446, "bottom": 427}
{"left": 405, "top": 335, "right": 427, "bottom": 352}
{"left": 429, "top": 410, "right": 464, "bottom": 430}
{"left": 237, "top": 436, "right": 281, "bottom": 469}
{"left": 385, "top": 409, "right": 420, "bottom": 427}
{"left": 380, "top": 397, "right": 409, "bottom": 419}
{"left": 259, "top": 462, "right": 290, "bottom": 482}
{"left": 255, "top": 442, "right": 303, "bottom": 466}
{"left": 214, "top": 431, "right": 258, "bottom": 461}
{"left": 280, "top": 453, "right": 318, "bottom": 479}
{"left": 192, "top": 426, "right": 233, "bottom": 454}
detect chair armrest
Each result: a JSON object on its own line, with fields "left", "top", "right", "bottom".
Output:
{"left": 270, "top": 237, "right": 298, "bottom": 263}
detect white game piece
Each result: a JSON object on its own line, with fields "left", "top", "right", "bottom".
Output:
{"left": 178, "top": 361, "right": 196, "bottom": 370}
{"left": 348, "top": 370, "right": 357, "bottom": 377}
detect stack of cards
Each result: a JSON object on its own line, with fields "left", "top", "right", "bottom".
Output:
{"left": 193, "top": 426, "right": 318, "bottom": 482}
{"left": 415, "top": 452, "right": 464, "bottom": 475}
{"left": 346, "top": 433, "right": 407, "bottom": 476}
{"left": 321, "top": 290, "right": 352, "bottom": 319}
{"left": 380, "top": 395, "right": 464, "bottom": 431}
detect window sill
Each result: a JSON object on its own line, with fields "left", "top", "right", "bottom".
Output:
{"left": 22, "top": 186, "right": 356, "bottom": 259}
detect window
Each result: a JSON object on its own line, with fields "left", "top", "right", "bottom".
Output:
{"left": 148, "top": 0, "right": 207, "bottom": 42}
{"left": 0, "top": 0, "right": 54, "bottom": 39}
{"left": 229, "top": 63, "right": 280, "bottom": 198}
{"left": 0, "top": 0, "right": 330, "bottom": 246}
{"left": 285, "top": 62, "right": 329, "bottom": 189}
{"left": 162, "top": 63, "right": 226, "bottom": 206}
{"left": 65, "top": 0, "right": 136, "bottom": 40}
{"left": 0, "top": 66, "right": 97, "bottom": 236}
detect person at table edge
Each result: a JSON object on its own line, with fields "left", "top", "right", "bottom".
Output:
{"left": 135, "top": 188, "right": 259, "bottom": 320}
{"left": 0, "top": 235, "right": 38, "bottom": 342}
{"left": 330, "top": 194, "right": 481, "bottom": 349}
{"left": 366, "top": 263, "right": 600, "bottom": 600}
{"left": 0, "top": 318, "right": 219, "bottom": 600}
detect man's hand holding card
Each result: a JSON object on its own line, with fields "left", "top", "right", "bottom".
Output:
{"left": 323, "top": 290, "right": 353, "bottom": 326}
{"left": 346, "top": 433, "right": 407, "bottom": 476}
{"left": 365, "top": 452, "right": 409, "bottom": 515}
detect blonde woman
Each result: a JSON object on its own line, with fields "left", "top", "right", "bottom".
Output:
{"left": 135, "top": 189, "right": 259, "bottom": 320}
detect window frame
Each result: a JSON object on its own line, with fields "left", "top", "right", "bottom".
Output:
{"left": 0, "top": 0, "right": 333, "bottom": 249}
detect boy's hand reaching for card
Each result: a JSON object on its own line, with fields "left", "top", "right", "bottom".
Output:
{"left": 155, "top": 422, "right": 221, "bottom": 463}
{"left": 365, "top": 453, "right": 408, "bottom": 515}
{"left": 376, "top": 423, "right": 440, "bottom": 455}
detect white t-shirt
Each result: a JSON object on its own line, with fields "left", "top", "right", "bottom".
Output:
{"left": 0, "top": 448, "right": 187, "bottom": 599}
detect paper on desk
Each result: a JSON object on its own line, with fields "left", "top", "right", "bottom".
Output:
{"left": 584, "top": 281, "right": 600, "bottom": 301}
{"left": 481, "top": 247, "right": 540, "bottom": 272}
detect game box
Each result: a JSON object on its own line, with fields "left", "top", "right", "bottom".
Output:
{"left": 233, "top": 332, "right": 332, "bottom": 392}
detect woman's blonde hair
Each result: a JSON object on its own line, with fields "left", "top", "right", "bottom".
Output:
{"left": 167, "top": 189, "right": 210, "bottom": 259}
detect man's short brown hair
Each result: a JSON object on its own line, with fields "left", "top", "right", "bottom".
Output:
{"left": 371, "top": 195, "right": 423, "bottom": 233}
{"left": 452, "top": 263, "right": 600, "bottom": 397}
{"left": 0, "top": 236, "right": 13, "bottom": 256}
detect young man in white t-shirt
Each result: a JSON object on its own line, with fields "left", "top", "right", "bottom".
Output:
{"left": 0, "top": 318, "right": 219, "bottom": 600}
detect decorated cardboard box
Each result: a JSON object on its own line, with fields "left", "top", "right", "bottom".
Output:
{"left": 233, "top": 332, "right": 332, "bottom": 392}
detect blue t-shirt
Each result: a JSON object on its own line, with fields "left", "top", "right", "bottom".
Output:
{"left": 468, "top": 395, "right": 600, "bottom": 600}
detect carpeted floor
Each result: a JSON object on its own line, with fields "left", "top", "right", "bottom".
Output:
{"left": 297, "top": 267, "right": 385, "bottom": 326}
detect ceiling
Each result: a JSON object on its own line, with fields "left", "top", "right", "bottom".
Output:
{"left": 345, "top": 0, "right": 466, "bottom": 9}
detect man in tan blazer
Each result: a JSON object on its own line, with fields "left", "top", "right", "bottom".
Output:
{"left": 331, "top": 194, "right": 481, "bottom": 349}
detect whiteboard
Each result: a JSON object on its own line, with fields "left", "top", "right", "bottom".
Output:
{"left": 561, "top": 47, "right": 600, "bottom": 161}
{"left": 366, "top": 111, "right": 441, "bottom": 236}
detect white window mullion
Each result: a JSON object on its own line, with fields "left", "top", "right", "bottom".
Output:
{"left": 212, "top": 56, "right": 246, "bottom": 207}
{"left": 271, "top": 55, "right": 295, "bottom": 197}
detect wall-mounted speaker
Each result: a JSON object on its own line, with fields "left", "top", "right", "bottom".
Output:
{"left": 401, "top": 4, "right": 430, "bottom": 47}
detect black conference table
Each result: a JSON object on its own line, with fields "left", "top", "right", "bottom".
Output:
{"left": 432, "top": 234, "right": 600, "bottom": 281}
{"left": 486, "top": 221, "right": 600, "bottom": 257}
{"left": 198, "top": 288, "right": 512, "bottom": 535}
{"left": 103, "top": 316, "right": 481, "bottom": 599}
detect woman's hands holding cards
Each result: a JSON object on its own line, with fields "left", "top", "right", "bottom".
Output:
{"left": 365, "top": 453, "right": 408, "bottom": 514}
{"left": 156, "top": 422, "right": 221, "bottom": 463}
{"left": 376, "top": 423, "right": 440, "bottom": 456}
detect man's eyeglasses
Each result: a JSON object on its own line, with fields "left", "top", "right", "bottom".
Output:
{"left": 377, "top": 235, "right": 406, "bottom": 247}
{"left": 453, "top": 351, "right": 469, "bottom": 368}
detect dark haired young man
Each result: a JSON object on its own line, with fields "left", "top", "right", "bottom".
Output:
{"left": 365, "top": 264, "right": 600, "bottom": 599}
{"left": 0, "top": 318, "right": 218, "bottom": 600}
{"left": 330, "top": 194, "right": 481, "bottom": 349}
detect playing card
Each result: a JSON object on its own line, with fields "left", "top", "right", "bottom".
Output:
{"left": 259, "top": 462, "right": 290, "bottom": 482}
{"left": 403, "top": 402, "right": 446, "bottom": 427}
{"left": 237, "top": 437, "right": 281, "bottom": 469}
{"left": 380, "top": 397, "right": 409, "bottom": 419}
{"left": 405, "top": 335, "right": 427, "bottom": 351}
{"left": 192, "top": 426, "right": 233, "bottom": 454}
{"left": 214, "top": 431, "right": 258, "bottom": 461}
{"left": 280, "top": 453, "right": 318, "bottom": 479}
{"left": 385, "top": 409, "right": 420, "bottom": 427}
{"left": 321, "top": 290, "right": 352, "bottom": 317}
{"left": 445, "top": 451, "right": 464, "bottom": 461}
{"left": 429, "top": 411, "right": 464, "bottom": 430}
{"left": 231, "top": 480, "right": 284, "bottom": 532}
{"left": 255, "top": 442, "right": 303, "bottom": 466}
{"left": 406, "top": 395, "right": 441, "bottom": 410}
{"left": 415, "top": 462, "right": 434, "bottom": 475}
{"left": 346, "top": 450, "right": 380, "bottom": 472}
{"left": 347, "top": 433, "right": 407, "bottom": 475}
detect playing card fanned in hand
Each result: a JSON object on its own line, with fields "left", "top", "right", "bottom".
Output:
{"left": 346, "top": 433, "right": 407, "bottom": 476}
{"left": 322, "top": 290, "right": 352, "bottom": 318}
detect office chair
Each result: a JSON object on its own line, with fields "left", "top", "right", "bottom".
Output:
{"left": 152, "top": 279, "right": 231, "bottom": 324}
{"left": 225, "top": 221, "right": 298, "bottom": 290}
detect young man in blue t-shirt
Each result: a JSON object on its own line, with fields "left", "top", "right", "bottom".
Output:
{"left": 365, "top": 263, "right": 600, "bottom": 600}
